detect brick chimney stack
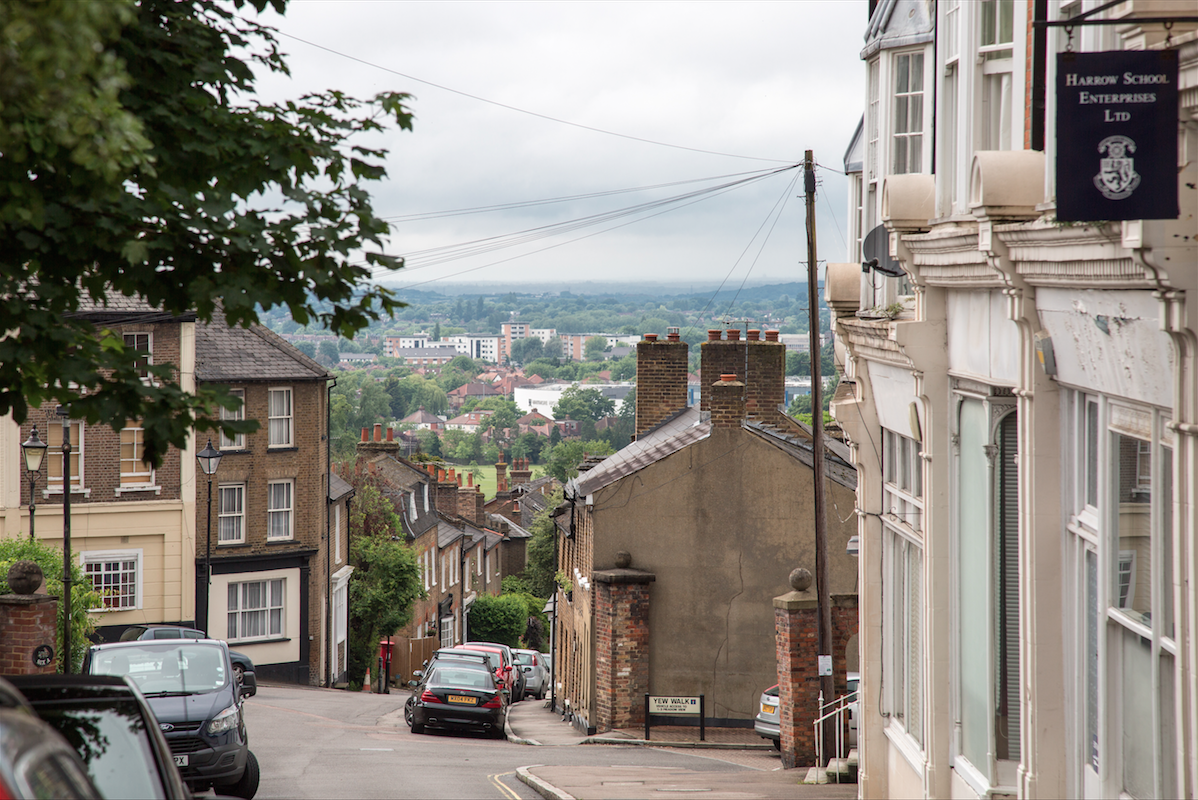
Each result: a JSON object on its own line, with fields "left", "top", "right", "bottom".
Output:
{"left": 510, "top": 458, "right": 532, "bottom": 485}
{"left": 710, "top": 374, "right": 746, "bottom": 428}
{"left": 635, "top": 331, "right": 689, "bottom": 440}
{"left": 355, "top": 422, "right": 402, "bottom": 458}
{"left": 700, "top": 329, "right": 786, "bottom": 426}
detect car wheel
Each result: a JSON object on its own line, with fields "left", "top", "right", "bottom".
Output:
{"left": 404, "top": 697, "right": 414, "bottom": 728}
{"left": 226, "top": 751, "right": 260, "bottom": 799}
{"left": 537, "top": 687, "right": 545, "bottom": 701}
{"left": 233, "top": 663, "right": 245, "bottom": 685}
{"left": 411, "top": 721, "right": 425, "bottom": 735}
{"left": 771, "top": 739, "right": 781, "bottom": 751}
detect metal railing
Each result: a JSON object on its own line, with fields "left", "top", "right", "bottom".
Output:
{"left": 813, "top": 689, "right": 857, "bottom": 783}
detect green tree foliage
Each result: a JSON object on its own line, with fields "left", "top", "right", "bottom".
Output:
{"left": 0, "top": 0, "right": 411, "bottom": 467}
{"left": 346, "top": 475, "right": 424, "bottom": 688}
{"left": 511, "top": 431, "right": 546, "bottom": 463}
{"left": 296, "top": 341, "right": 317, "bottom": 359}
{"left": 551, "top": 386, "right": 615, "bottom": 424}
{"left": 509, "top": 337, "right": 544, "bottom": 364}
{"left": 465, "top": 593, "right": 526, "bottom": 647}
{"left": 0, "top": 539, "right": 101, "bottom": 673}
{"left": 318, "top": 340, "right": 341, "bottom": 367}
{"left": 522, "top": 488, "right": 563, "bottom": 598}
{"left": 543, "top": 439, "right": 615, "bottom": 482}
{"left": 414, "top": 428, "right": 442, "bottom": 456}
{"left": 584, "top": 336, "right": 608, "bottom": 361}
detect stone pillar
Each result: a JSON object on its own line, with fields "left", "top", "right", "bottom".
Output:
{"left": 593, "top": 564, "right": 654, "bottom": 732}
{"left": 775, "top": 567, "right": 820, "bottom": 769}
{"left": 0, "top": 561, "right": 59, "bottom": 675}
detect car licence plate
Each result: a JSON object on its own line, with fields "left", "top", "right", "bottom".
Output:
{"left": 761, "top": 703, "right": 774, "bottom": 715}
{"left": 173, "top": 755, "right": 189, "bottom": 767}
{"left": 447, "top": 695, "right": 477, "bottom": 705}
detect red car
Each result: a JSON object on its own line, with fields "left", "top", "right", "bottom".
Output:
{"left": 455, "top": 644, "right": 515, "bottom": 694}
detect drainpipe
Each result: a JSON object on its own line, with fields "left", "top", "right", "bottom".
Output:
{"left": 325, "top": 377, "right": 336, "bottom": 688}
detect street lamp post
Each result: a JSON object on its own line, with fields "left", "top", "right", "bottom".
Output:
{"left": 22, "top": 426, "right": 48, "bottom": 541}
{"left": 196, "top": 439, "right": 223, "bottom": 632}
{"left": 55, "top": 406, "right": 72, "bottom": 674}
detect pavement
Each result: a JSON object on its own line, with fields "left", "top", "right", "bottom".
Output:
{"left": 504, "top": 698, "right": 858, "bottom": 800}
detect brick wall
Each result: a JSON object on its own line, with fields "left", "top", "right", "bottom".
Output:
{"left": 0, "top": 595, "right": 59, "bottom": 675}
{"left": 593, "top": 569, "right": 654, "bottom": 731}
{"left": 774, "top": 591, "right": 860, "bottom": 769}
{"left": 634, "top": 335, "right": 689, "bottom": 439}
{"left": 709, "top": 375, "right": 746, "bottom": 429}
{"left": 700, "top": 330, "right": 786, "bottom": 425}
{"left": 19, "top": 321, "right": 185, "bottom": 507}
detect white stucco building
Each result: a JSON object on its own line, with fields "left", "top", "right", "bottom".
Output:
{"left": 830, "top": 2, "right": 1197, "bottom": 799}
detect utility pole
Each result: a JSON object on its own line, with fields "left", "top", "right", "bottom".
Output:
{"left": 804, "top": 150, "right": 834, "bottom": 760}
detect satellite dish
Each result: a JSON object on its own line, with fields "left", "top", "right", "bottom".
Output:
{"left": 862, "top": 225, "right": 905, "bottom": 277}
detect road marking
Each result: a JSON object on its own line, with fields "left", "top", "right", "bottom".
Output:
{"left": 359, "top": 748, "right": 393, "bottom": 751}
{"left": 489, "top": 771, "right": 521, "bottom": 800}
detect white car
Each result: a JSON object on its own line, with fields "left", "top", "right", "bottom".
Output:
{"left": 513, "top": 649, "right": 547, "bottom": 700}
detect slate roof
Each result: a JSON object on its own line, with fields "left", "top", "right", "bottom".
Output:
{"left": 328, "top": 472, "right": 355, "bottom": 502}
{"left": 571, "top": 406, "right": 710, "bottom": 498}
{"left": 402, "top": 407, "right": 445, "bottom": 425}
{"left": 69, "top": 292, "right": 196, "bottom": 323}
{"left": 196, "top": 310, "right": 328, "bottom": 382}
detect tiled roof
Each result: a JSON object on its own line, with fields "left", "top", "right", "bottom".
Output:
{"left": 196, "top": 310, "right": 328, "bottom": 382}
{"left": 69, "top": 291, "right": 197, "bottom": 322}
{"left": 328, "top": 472, "right": 355, "bottom": 502}
{"left": 571, "top": 406, "right": 710, "bottom": 498}
{"left": 742, "top": 419, "right": 858, "bottom": 492}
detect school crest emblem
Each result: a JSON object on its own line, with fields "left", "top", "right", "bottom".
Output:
{"left": 1093, "top": 135, "right": 1140, "bottom": 200}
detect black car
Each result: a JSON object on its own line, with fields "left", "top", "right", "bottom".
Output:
{"left": 9, "top": 674, "right": 191, "bottom": 800}
{"left": 118, "top": 626, "right": 257, "bottom": 694}
{"left": 408, "top": 661, "right": 507, "bottom": 739}
{"left": 85, "top": 639, "right": 258, "bottom": 798}
{"left": 0, "top": 677, "right": 100, "bottom": 800}
{"left": 405, "top": 650, "right": 493, "bottom": 728}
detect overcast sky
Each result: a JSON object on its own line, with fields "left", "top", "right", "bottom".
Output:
{"left": 249, "top": 0, "right": 868, "bottom": 291}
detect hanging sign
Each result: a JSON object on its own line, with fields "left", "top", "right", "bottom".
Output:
{"left": 1056, "top": 49, "right": 1178, "bottom": 221}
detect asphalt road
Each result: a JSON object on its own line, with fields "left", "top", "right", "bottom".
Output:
{"left": 241, "top": 684, "right": 780, "bottom": 799}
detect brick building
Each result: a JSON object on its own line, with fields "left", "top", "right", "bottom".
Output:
{"left": 554, "top": 330, "right": 859, "bottom": 735}
{"left": 194, "top": 312, "right": 342, "bottom": 685}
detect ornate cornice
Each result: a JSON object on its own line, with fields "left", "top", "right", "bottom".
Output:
{"left": 902, "top": 225, "right": 1002, "bottom": 288}
{"left": 995, "top": 220, "right": 1152, "bottom": 288}
{"left": 837, "top": 318, "right": 914, "bottom": 369}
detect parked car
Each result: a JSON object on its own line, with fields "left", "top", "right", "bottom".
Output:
{"left": 85, "top": 639, "right": 258, "bottom": 798}
{"left": 0, "top": 678, "right": 100, "bottom": 800}
{"left": 407, "top": 660, "right": 507, "bottom": 739}
{"left": 754, "top": 684, "right": 781, "bottom": 750}
{"left": 457, "top": 643, "right": 518, "bottom": 699}
{"left": 406, "top": 650, "right": 495, "bottom": 728}
{"left": 10, "top": 674, "right": 191, "bottom": 800}
{"left": 754, "top": 674, "right": 861, "bottom": 752}
{"left": 513, "top": 649, "right": 547, "bottom": 700}
{"left": 462, "top": 641, "right": 525, "bottom": 701}
{"left": 118, "top": 625, "right": 257, "bottom": 694}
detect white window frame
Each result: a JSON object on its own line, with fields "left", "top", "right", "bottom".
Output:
{"left": 267, "top": 479, "right": 295, "bottom": 541}
{"left": 45, "top": 420, "right": 86, "bottom": 496}
{"left": 227, "top": 578, "right": 285, "bottom": 643}
{"left": 883, "top": 526, "right": 924, "bottom": 754}
{"left": 883, "top": 428, "right": 923, "bottom": 533}
{"left": 220, "top": 388, "right": 245, "bottom": 449}
{"left": 82, "top": 550, "right": 143, "bottom": 612}
{"left": 334, "top": 503, "right": 342, "bottom": 564}
{"left": 891, "top": 50, "right": 926, "bottom": 175}
{"left": 117, "top": 421, "right": 156, "bottom": 491}
{"left": 268, "top": 387, "right": 293, "bottom": 447}
{"left": 123, "top": 332, "right": 153, "bottom": 382}
{"left": 218, "top": 483, "right": 246, "bottom": 544}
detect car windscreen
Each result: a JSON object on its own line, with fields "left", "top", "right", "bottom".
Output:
{"left": 30, "top": 697, "right": 166, "bottom": 800}
{"left": 513, "top": 653, "right": 535, "bottom": 665}
{"left": 426, "top": 667, "right": 496, "bottom": 691}
{"left": 90, "top": 644, "right": 227, "bottom": 695}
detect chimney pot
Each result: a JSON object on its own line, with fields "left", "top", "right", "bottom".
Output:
{"left": 726, "top": 328, "right": 741, "bottom": 341}
{"left": 361, "top": 427, "right": 368, "bottom": 442}
{"left": 667, "top": 327, "right": 680, "bottom": 342}
{"left": 747, "top": 329, "right": 760, "bottom": 341}
{"left": 373, "top": 423, "right": 383, "bottom": 442}
{"left": 386, "top": 427, "right": 394, "bottom": 442}
{"left": 644, "top": 333, "right": 658, "bottom": 341}
{"left": 720, "top": 373, "right": 738, "bottom": 382}
{"left": 764, "top": 330, "right": 780, "bottom": 342}
{"left": 707, "top": 329, "right": 721, "bottom": 341}
{"left": 467, "top": 473, "right": 474, "bottom": 487}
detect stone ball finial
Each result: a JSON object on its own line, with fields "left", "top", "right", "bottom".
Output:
{"left": 614, "top": 551, "right": 632, "bottom": 569}
{"left": 7, "top": 560, "right": 44, "bottom": 595}
{"left": 789, "top": 567, "right": 813, "bottom": 593}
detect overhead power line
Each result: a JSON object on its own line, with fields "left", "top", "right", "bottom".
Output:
{"left": 276, "top": 31, "right": 796, "bottom": 164}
